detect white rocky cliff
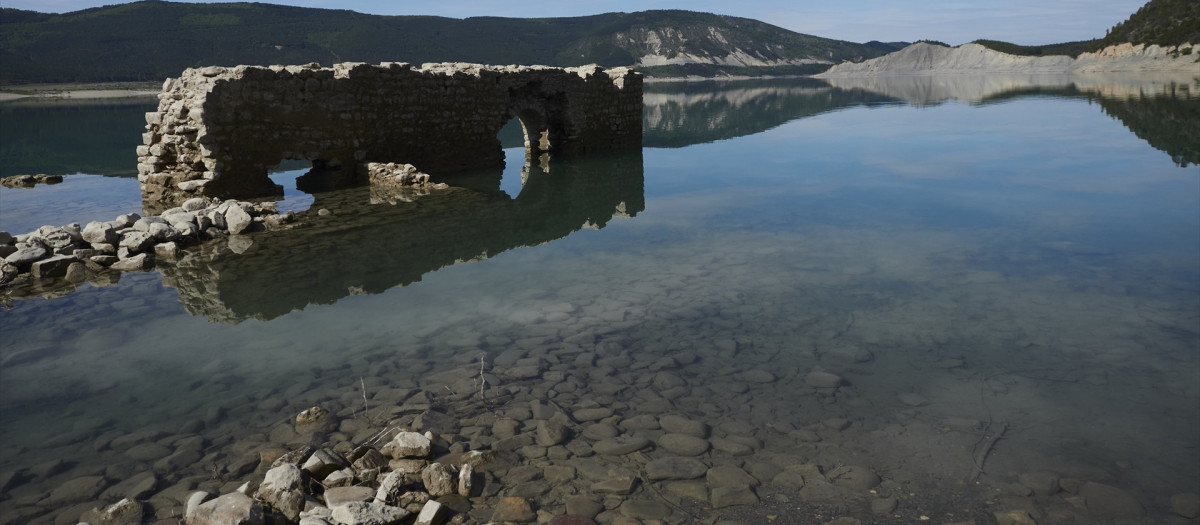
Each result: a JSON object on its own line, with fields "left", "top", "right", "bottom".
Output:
{"left": 818, "top": 42, "right": 1200, "bottom": 76}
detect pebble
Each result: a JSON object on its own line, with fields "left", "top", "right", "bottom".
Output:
{"left": 645, "top": 457, "right": 708, "bottom": 480}
{"left": 619, "top": 499, "right": 672, "bottom": 520}
{"left": 658, "top": 433, "right": 710, "bottom": 456}
{"left": 896, "top": 393, "right": 929, "bottom": 407}
{"left": 1080, "top": 482, "right": 1143, "bottom": 517}
{"left": 592, "top": 436, "right": 650, "bottom": 455}
{"left": 805, "top": 371, "right": 844, "bottom": 388}
{"left": 711, "top": 485, "right": 758, "bottom": 508}
{"left": 491, "top": 496, "right": 536, "bottom": 522}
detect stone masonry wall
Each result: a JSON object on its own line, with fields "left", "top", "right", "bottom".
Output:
{"left": 137, "top": 62, "right": 642, "bottom": 208}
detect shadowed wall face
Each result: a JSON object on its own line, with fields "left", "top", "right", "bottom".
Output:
{"left": 136, "top": 62, "right": 642, "bottom": 208}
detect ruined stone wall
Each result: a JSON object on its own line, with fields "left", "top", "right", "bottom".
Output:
{"left": 137, "top": 62, "right": 642, "bottom": 208}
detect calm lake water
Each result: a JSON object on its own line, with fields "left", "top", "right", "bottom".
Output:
{"left": 1, "top": 76, "right": 1198, "bottom": 524}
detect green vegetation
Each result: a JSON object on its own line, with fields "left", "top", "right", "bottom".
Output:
{"left": 971, "top": 39, "right": 1100, "bottom": 58}
{"left": 0, "top": 2, "right": 891, "bottom": 84}
{"left": 1102, "top": 0, "right": 1200, "bottom": 47}
{"left": 973, "top": 0, "right": 1198, "bottom": 58}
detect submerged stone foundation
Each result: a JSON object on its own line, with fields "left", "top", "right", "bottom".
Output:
{"left": 137, "top": 62, "right": 643, "bottom": 208}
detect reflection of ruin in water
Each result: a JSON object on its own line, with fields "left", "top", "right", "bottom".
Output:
{"left": 158, "top": 150, "right": 645, "bottom": 323}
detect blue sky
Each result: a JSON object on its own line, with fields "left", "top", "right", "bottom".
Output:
{"left": 9, "top": 0, "right": 1148, "bottom": 46}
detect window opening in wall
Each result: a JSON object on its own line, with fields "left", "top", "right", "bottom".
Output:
{"left": 497, "top": 117, "right": 526, "bottom": 199}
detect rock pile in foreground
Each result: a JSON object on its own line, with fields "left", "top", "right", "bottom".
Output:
{"left": 181, "top": 426, "right": 488, "bottom": 525}
{"left": 0, "top": 197, "right": 291, "bottom": 292}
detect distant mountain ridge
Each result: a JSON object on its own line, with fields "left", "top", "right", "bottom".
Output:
{"left": 0, "top": 2, "right": 898, "bottom": 83}
{"left": 820, "top": 0, "right": 1199, "bottom": 76}
{"left": 817, "top": 41, "right": 1197, "bottom": 77}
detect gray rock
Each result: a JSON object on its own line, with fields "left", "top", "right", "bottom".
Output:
{"left": 734, "top": 369, "right": 776, "bottom": 383}
{"left": 1171, "top": 493, "right": 1200, "bottom": 518}
{"left": 31, "top": 254, "right": 77, "bottom": 279}
{"left": 90, "top": 255, "right": 119, "bottom": 266}
{"left": 896, "top": 393, "right": 928, "bottom": 407}
{"left": 324, "top": 486, "right": 376, "bottom": 507}
{"left": 871, "top": 497, "right": 898, "bottom": 515}
{"left": 147, "top": 221, "right": 181, "bottom": 242}
{"left": 132, "top": 216, "right": 167, "bottom": 232}
{"left": 303, "top": 448, "right": 350, "bottom": 480}
{"left": 189, "top": 492, "right": 263, "bottom": 525}
{"left": 118, "top": 231, "right": 155, "bottom": 252}
{"left": 41, "top": 476, "right": 107, "bottom": 508}
{"left": 592, "top": 436, "right": 650, "bottom": 455}
{"left": 324, "top": 468, "right": 355, "bottom": 487}
{"left": 566, "top": 496, "right": 604, "bottom": 518}
{"left": 64, "top": 261, "right": 87, "bottom": 282}
{"left": 536, "top": 420, "right": 569, "bottom": 446}
{"left": 619, "top": 499, "right": 671, "bottom": 520}
{"left": 5, "top": 244, "right": 49, "bottom": 267}
{"left": 381, "top": 431, "right": 431, "bottom": 459}
{"left": 591, "top": 476, "right": 637, "bottom": 495}
{"left": 1080, "top": 482, "right": 1143, "bottom": 517}
{"left": 457, "top": 463, "right": 473, "bottom": 496}
{"left": 1017, "top": 471, "right": 1060, "bottom": 496}
{"left": 80, "top": 498, "right": 145, "bottom": 525}
{"left": 183, "top": 198, "right": 209, "bottom": 211}
{"left": 573, "top": 407, "right": 614, "bottom": 422}
{"left": 711, "top": 485, "right": 758, "bottom": 508}
{"left": 154, "top": 449, "right": 203, "bottom": 472}
{"left": 658, "top": 433, "right": 710, "bottom": 456}
{"left": 110, "top": 253, "right": 152, "bottom": 271}
{"left": 155, "top": 242, "right": 180, "bottom": 259}
{"left": 619, "top": 414, "right": 660, "bottom": 431}
{"left": 414, "top": 500, "right": 443, "bottom": 525}
{"left": 659, "top": 415, "right": 707, "bottom": 437}
{"left": 80, "top": 220, "right": 116, "bottom": 244}
{"left": 805, "top": 371, "right": 844, "bottom": 388}
{"left": 422, "top": 463, "right": 457, "bottom": 497}
{"left": 125, "top": 442, "right": 172, "bottom": 462}
{"left": 114, "top": 213, "right": 141, "bottom": 228}
{"left": 827, "top": 465, "right": 880, "bottom": 491}
{"left": 295, "top": 406, "right": 338, "bottom": 435}
{"left": 582, "top": 422, "right": 619, "bottom": 441}
{"left": 0, "top": 231, "right": 13, "bottom": 245}
{"left": 374, "top": 470, "right": 406, "bottom": 505}
{"left": 255, "top": 464, "right": 307, "bottom": 521}
{"left": 490, "top": 497, "right": 536, "bottom": 523}
{"left": 40, "top": 228, "right": 76, "bottom": 249}
{"left": 645, "top": 457, "right": 708, "bottom": 480}
{"left": 225, "top": 205, "right": 254, "bottom": 235}
{"left": 333, "top": 501, "right": 412, "bottom": 525}
{"left": 707, "top": 464, "right": 760, "bottom": 488}
{"left": 711, "top": 437, "right": 755, "bottom": 456}
{"left": 186, "top": 491, "right": 211, "bottom": 519}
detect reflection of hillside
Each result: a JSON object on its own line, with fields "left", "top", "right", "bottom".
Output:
{"left": 159, "top": 151, "right": 644, "bottom": 323}
{"left": 820, "top": 73, "right": 1200, "bottom": 167}
{"left": 642, "top": 79, "right": 899, "bottom": 147}
{"left": 0, "top": 98, "right": 156, "bottom": 177}
{"left": 1096, "top": 92, "right": 1200, "bottom": 167}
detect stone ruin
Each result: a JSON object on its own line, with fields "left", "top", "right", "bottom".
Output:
{"left": 136, "top": 62, "right": 643, "bottom": 208}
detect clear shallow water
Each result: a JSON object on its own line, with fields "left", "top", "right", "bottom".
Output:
{"left": 1, "top": 77, "right": 1198, "bottom": 524}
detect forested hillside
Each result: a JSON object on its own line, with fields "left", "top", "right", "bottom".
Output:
{"left": 972, "top": 0, "right": 1197, "bottom": 57}
{"left": 0, "top": 1, "right": 894, "bottom": 83}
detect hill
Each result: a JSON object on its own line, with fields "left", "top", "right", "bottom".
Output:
{"left": 0, "top": 2, "right": 893, "bottom": 83}
{"left": 819, "top": 0, "right": 1199, "bottom": 77}
{"left": 1101, "top": 0, "right": 1200, "bottom": 47}
{"left": 971, "top": 0, "right": 1199, "bottom": 57}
